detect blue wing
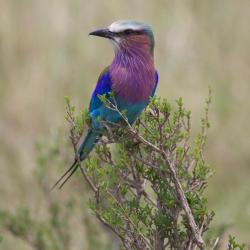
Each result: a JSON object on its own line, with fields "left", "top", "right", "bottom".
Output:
{"left": 152, "top": 70, "right": 158, "bottom": 97}
{"left": 89, "top": 67, "right": 112, "bottom": 113}
{"left": 74, "top": 68, "right": 113, "bottom": 160}
{"left": 88, "top": 67, "right": 119, "bottom": 129}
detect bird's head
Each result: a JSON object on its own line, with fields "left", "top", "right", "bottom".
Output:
{"left": 89, "top": 20, "right": 155, "bottom": 56}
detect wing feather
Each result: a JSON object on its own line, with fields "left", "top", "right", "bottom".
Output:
{"left": 89, "top": 67, "right": 112, "bottom": 112}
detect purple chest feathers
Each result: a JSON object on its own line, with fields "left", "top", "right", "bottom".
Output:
{"left": 109, "top": 36, "right": 155, "bottom": 104}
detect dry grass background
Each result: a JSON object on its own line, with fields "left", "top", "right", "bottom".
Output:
{"left": 0, "top": 0, "right": 250, "bottom": 249}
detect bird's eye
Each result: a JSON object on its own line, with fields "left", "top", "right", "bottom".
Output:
{"left": 124, "top": 29, "right": 134, "bottom": 35}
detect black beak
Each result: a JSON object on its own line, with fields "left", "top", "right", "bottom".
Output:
{"left": 89, "top": 28, "right": 114, "bottom": 39}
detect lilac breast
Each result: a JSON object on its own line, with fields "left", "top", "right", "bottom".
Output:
{"left": 109, "top": 47, "right": 155, "bottom": 104}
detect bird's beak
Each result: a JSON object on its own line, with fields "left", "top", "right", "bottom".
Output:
{"left": 89, "top": 28, "right": 114, "bottom": 39}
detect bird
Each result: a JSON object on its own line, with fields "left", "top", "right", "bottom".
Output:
{"left": 52, "top": 20, "right": 158, "bottom": 189}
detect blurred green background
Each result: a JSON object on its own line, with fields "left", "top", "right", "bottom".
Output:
{"left": 0, "top": 0, "right": 250, "bottom": 249}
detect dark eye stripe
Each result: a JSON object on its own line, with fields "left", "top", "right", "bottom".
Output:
{"left": 120, "top": 29, "right": 144, "bottom": 36}
{"left": 124, "top": 29, "right": 133, "bottom": 35}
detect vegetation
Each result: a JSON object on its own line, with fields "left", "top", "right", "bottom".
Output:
{"left": 63, "top": 94, "right": 213, "bottom": 249}
{"left": 0, "top": 95, "right": 247, "bottom": 249}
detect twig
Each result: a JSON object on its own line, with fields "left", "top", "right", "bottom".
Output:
{"left": 107, "top": 190, "right": 153, "bottom": 249}
{"left": 163, "top": 151, "right": 205, "bottom": 249}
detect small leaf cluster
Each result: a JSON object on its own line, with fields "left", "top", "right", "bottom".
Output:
{"left": 228, "top": 235, "right": 246, "bottom": 250}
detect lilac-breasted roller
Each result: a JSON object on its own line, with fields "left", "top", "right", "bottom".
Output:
{"left": 53, "top": 20, "right": 158, "bottom": 189}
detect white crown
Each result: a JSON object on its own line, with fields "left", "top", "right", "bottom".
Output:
{"left": 108, "top": 20, "right": 150, "bottom": 33}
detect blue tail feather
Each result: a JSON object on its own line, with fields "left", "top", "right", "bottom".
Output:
{"left": 77, "top": 129, "right": 101, "bottom": 161}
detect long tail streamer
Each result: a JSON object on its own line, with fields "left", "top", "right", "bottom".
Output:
{"left": 50, "top": 160, "right": 78, "bottom": 190}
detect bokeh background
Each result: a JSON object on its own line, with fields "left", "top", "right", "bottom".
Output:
{"left": 1, "top": 0, "right": 250, "bottom": 249}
